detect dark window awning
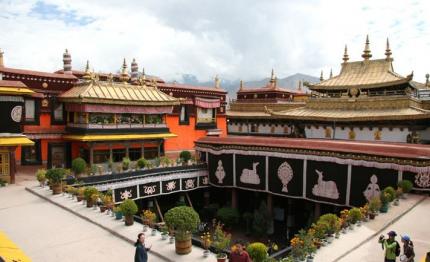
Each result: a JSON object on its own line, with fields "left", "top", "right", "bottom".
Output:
{"left": 194, "top": 97, "right": 220, "bottom": 108}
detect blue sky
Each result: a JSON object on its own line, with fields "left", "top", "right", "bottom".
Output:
{"left": 0, "top": 0, "right": 429, "bottom": 83}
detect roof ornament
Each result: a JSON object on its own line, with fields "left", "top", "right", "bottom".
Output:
{"left": 362, "top": 35, "right": 372, "bottom": 60}
{"left": 239, "top": 80, "right": 244, "bottom": 91}
{"left": 425, "top": 74, "right": 429, "bottom": 87}
{"left": 297, "top": 80, "right": 302, "bottom": 91}
{"left": 270, "top": 68, "right": 277, "bottom": 88}
{"left": 63, "top": 49, "right": 72, "bottom": 74}
{"left": 342, "top": 45, "right": 349, "bottom": 63}
{"left": 83, "top": 60, "right": 91, "bottom": 80}
{"left": 130, "top": 58, "right": 139, "bottom": 82}
{"left": 107, "top": 73, "right": 114, "bottom": 84}
{"left": 320, "top": 70, "right": 324, "bottom": 81}
{"left": 215, "top": 75, "right": 221, "bottom": 88}
{"left": 119, "top": 58, "right": 130, "bottom": 83}
{"left": 385, "top": 38, "right": 392, "bottom": 60}
{"left": 0, "top": 48, "right": 3, "bottom": 67}
{"left": 329, "top": 68, "right": 333, "bottom": 78}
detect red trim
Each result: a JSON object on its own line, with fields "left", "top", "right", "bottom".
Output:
{"left": 1, "top": 67, "right": 77, "bottom": 80}
{"left": 65, "top": 103, "right": 173, "bottom": 114}
{"left": 194, "top": 97, "right": 220, "bottom": 108}
{"left": 0, "top": 80, "right": 27, "bottom": 88}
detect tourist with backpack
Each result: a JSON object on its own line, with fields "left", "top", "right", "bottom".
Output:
{"left": 378, "top": 231, "right": 400, "bottom": 262}
{"left": 400, "top": 235, "right": 415, "bottom": 262}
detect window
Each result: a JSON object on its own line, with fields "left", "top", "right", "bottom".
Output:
{"left": 129, "top": 148, "right": 141, "bottom": 161}
{"left": 112, "top": 149, "right": 126, "bottom": 162}
{"left": 24, "top": 99, "right": 35, "bottom": 122}
{"left": 94, "top": 150, "right": 110, "bottom": 164}
{"left": 196, "top": 107, "right": 215, "bottom": 123}
{"left": 145, "top": 114, "right": 163, "bottom": 124}
{"left": 179, "top": 105, "right": 189, "bottom": 125}
{"left": 144, "top": 147, "right": 158, "bottom": 159}
{"left": 251, "top": 124, "right": 258, "bottom": 133}
{"left": 21, "top": 140, "right": 41, "bottom": 165}
{"left": 51, "top": 102, "right": 64, "bottom": 124}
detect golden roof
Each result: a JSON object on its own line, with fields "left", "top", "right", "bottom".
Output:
{"left": 0, "top": 135, "right": 34, "bottom": 146}
{"left": 59, "top": 76, "right": 179, "bottom": 106}
{"left": 63, "top": 133, "right": 177, "bottom": 142}
{"left": 308, "top": 59, "right": 412, "bottom": 90}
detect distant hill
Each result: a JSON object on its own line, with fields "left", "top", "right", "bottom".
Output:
{"left": 174, "top": 73, "right": 319, "bottom": 99}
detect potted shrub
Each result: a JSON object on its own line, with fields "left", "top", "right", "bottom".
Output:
{"left": 398, "top": 180, "right": 413, "bottom": 198}
{"left": 216, "top": 207, "right": 239, "bottom": 229}
{"left": 247, "top": 242, "right": 268, "bottom": 262}
{"left": 36, "top": 169, "right": 47, "bottom": 187}
{"left": 137, "top": 157, "right": 149, "bottom": 170}
{"left": 77, "top": 187, "right": 85, "bottom": 202}
{"left": 84, "top": 187, "right": 98, "bottom": 207}
{"left": 211, "top": 221, "right": 231, "bottom": 261}
{"left": 71, "top": 157, "right": 86, "bottom": 177}
{"left": 368, "top": 196, "right": 381, "bottom": 219}
{"left": 380, "top": 192, "right": 390, "bottom": 213}
{"left": 122, "top": 157, "right": 130, "bottom": 171}
{"left": 160, "top": 225, "right": 169, "bottom": 240}
{"left": 290, "top": 236, "right": 306, "bottom": 261}
{"left": 179, "top": 150, "right": 192, "bottom": 165}
{"left": 113, "top": 206, "right": 123, "bottom": 220}
{"left": 165, "top": 206, "right": 200, "bottom": 255}
{"left": 360, "top": 204, "right": 369, "bottom": 222}
{"left": 200, "top": 231, "right": 212, "bottom": 257}
{"left": 318, "top": 213, "right": 338, "bottom": 241}
{"left": 46, "top": 168, "right": 66, "bottom": 194}
{"left": 141, "top": 209, "right": 157, "bottom": 228}
{"left": 160, "top": 156, "right": 171, "bottom": 167}
{"left": 348, "top": 207, "right": 362, "bottom": 225}
{"left": 119, "top": 199, "right": 138, "bottom": 226}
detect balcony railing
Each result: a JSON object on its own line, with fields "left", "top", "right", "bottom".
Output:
{"left": 67, "top": 123, "right": 167, "bottom": 129}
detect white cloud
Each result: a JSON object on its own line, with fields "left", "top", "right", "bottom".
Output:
{"left": 0, "top": 0, "right": 429, "bottom": 83}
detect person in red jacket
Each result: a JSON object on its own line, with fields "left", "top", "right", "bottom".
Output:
{"left": 230, "top": 240, "right": 251, "bottom": 262}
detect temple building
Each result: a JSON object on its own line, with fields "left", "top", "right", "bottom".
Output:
{"left": 227, "top": 70, "right": 308, "bottom": 136}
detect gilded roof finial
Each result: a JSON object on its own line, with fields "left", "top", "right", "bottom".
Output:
{"left": 270, "top": 68, "right": 277, "bottom": 88}
{"left": 320, "top": 70, "right": 324, "bottom": 81}
{"left": 426, "top": 73, "right": 429, "bottom": 87}
{"left": 362, "top": 35, "right": 372, "bottom": 60}
{"left": 342, "top": 45, "right": 349, "bottom": 63}
{"left": 297, "top": 80, "right": 302, "bottom": 91}
{"left": 63, "top": 49, "right": 72, "bottom": 74}
{"left": 239, "top": 80, "right": 244, "bottom": 91}
{"left": 119, "top": 58, "right": 130, "bottom": 83}
{"left": 83, "top": 60, "right": 91, "bottom": 79}
{"left": 215, "top": 75, "right": 221, "bottom": 88}
{"left": 0, "top": 48, "right": 4, "bottom": 67}
{"left": 385, "top": 38, "right": 392, "bottom": 60}
{"left": 329, "top": 68, "right": 333, "bottom": 78}
{"left": 131, "top": 58, "right": 139, "bottom": 82}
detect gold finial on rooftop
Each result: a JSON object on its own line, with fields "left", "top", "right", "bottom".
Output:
{"left": 270, "top": 68, "right": 277, "bottom": 88}
{"left": 0, "top": 48, "right": 4, "bottom": 67}
{"left": 119, "top": 58, "right": 130, "bottom": 83}
{"left": 320, "top": 70, "right": 324, "bottom": 81}
{"left": 362, "top": 35, "right": 372, "bottom": 60}
{"left": 385, "top": 38, "right": 392, "bottom": 60}
{"left": 239, "top": 80, "right": 243, "bottom": 90}
{"left": 343, "top": 45, "right": 349, "bottom": 63}
{"left": 329, "top": 68, "right": 333, "bottom": 78}
{"left": 83, "top": 60, "right": 91, "bottom": 79}
{"left": 215, "top": 75, "right": 220, "bottom": 88}
{"left": 298, "top": 80, "right": 302, "bottom": 91}
{"left": 426, "top": 73, "right": 429, "bottom": 87}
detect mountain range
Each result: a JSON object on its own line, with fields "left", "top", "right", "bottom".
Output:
{"left": 173, "top": 73, "right": 320, "bottom": 99}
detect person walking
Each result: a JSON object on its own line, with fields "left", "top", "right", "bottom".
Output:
{"left": 400, "top": 235, "right": 415, "bottom": 262}
{"left": 230, "top": 240, "right": 251, "bottom": 262}
{"left": 378, "top": 231, "right": 399, "bottom": 262}
{"left": 134, "top": 233, "right": 151, "bottom": 262}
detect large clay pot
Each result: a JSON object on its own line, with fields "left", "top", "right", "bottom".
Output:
{"left": 86, "top": 199, "right": 94, "bottom": 208}
{"left": 217, "top": 254, "right": 227, "bottom": 262}
{"left": 175, "top": 234, "right": 192, "bottom": 255}
{"left": 52, "top": 183, "right": 62, "bottom": 195}
{"left": 124, "top": 215, "right": 134, "bottom": 226}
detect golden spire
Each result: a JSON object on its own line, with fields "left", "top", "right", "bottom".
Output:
{"left": 239, "top": 79, "right": 244, "bottom": 91}
{"left": 426, "top": 73, "right": 429, "bottom": 87}
{"left": 0, "top": 48, "right": 4, "bottom": 67}
{"left": 270, "top": 68, "right": 277, "bottom": 88}
{"left": 329, "top": 68, "right": 333, "bottom": 78}
{"left": 342, "top": 45, "right": 349, "bottom": 63}
{"left": 83, "top": 60, "right": 91, "bottom": 79}
{"left": 119, "top": 58, "right": 130, "bottom": 83}
{"left": 215, "top": 75, "right": 220, "bottom": 88}
{"left": 385, "top": 38, "right": 392, "bottom": 60}
{"left": 297, "top": 80, "right": 302, "bottom": 91}
{"left": 362, "top": 35, "right": 372, "bottom": 60}
{"left": 320, "top": 70, "right": 324, "bottom": 81}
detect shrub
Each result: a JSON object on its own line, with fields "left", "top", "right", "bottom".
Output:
{"left": 318, "top": 213, "right": 339, "bottom": 235}
{"left": 252, "top": 201, "right": 271, "bottom": 237}
{"left": 216, "top": 207, "right": 240, "bottom": 228}
{"left": 383, "top": 186, "right": 396, "bottom": 202}
{"left": 369, "top": 196, "right": 382, "bottom": 213}
{"left": 45, "top": 168, "right": 66, "bottom": 184}
{"left": 122, "top": 157, "right": 130, "bottom": 170}
{"left": 36, "top": 169, "right": 47, "bottom": 182}
{"left": 71, "top": 157, "right": 86, "bottom": 175}
{"left": 380, "top": 192, "right": 391, "bottom": 205}
{"left": 398, "top": 180, "right": 413, "bottom": 193}
{"left": 179, "top": 150, "right": 192, "bottom": 163}
{"left": 211, "top": 221, "right": 231, "bottom": 258}
{"left": 165, "top": 206, "right": 200, "bottom": 241}
{"left": 120, "top": 199, "right": 138, "bottom": 216}
{"left": 247, "top": 242, "right": 268, "bottom": 262}
{"left": 311, "top": 221, "right": 328, "bottom": 239}
{"left": 348, "top": 208, "right": 362, "bottom": 224}
{"left": 83, "top": 186, "right": 98, "bottom": 201}
{"left": 160, "top": 156, "right": 171, "bottom": 166}
{"left": 137, "top": 158, "right": 149, "bottom": 169}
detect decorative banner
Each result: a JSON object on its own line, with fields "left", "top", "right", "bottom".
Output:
{"left": 306, "top": 161, "right": 347, "bottom": 205}
{"left": 269, "top": 157, "right": 303, "bottom": 197}
{"left": 402, "top": 171, "right": 430, "bottom": 190}
{"left": 162, "top": 179, "right": 180, "bottom": 194}
{"left": 139, "top": 182, "right": 160, "bottom": 198}
{"left": 235, "top": 155, "right": 266, "bottom": 190}
{"left": 182, "top": 177, "right": 198, "bottom": 191}
{"left": 199, "top": 175, "right": 209, "bottom": 187}
{"left": 208, "top": 153, "right": 233, "bottom": 186}
{"left": 0, "top": 101, "right": 23, "bottom": 133}
{"left": 114, "top": 185, "right": 138, "bottom": 202}
{"left": 349, "top": 166, "right": 399, "bottom": 207}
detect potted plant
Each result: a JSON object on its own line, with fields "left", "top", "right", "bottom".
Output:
{"left": 77, "top": 187, "right": 85, "bottom": 202}
{"left": 394, "top": 188, "right": 402, "bottom": 206}
{"left": 398, "top": 180, "right": 413, "bottom": 198}
{"left": 137, "top": 157, "right": 149, "bottom": 170}
{"left": 380, "top": 192, "right": 390, "bottom": 213}
{"left": 122, "top": 157, "right": 130, "bottom": 171}
{"left": 119, "top": 199, "right": 138, "bottom": 226}
{"left": 165, "top": 206, "right": 200, "bottom": 255}
{"left": 368, "top": 196, "right": 381, "bottom": 219}
{"left": 71, "top": 157, "right": 86, "bottom": 177}
{"left": 317, "top": 213, "right": 338, "bottom": 242}
{"left": 339, "top": 209, "right": 350, "bottom": 229}
{"left": 83, "top": 187, "right": 98, "bottom": 207}
{"left": 247, "top": 242, "right": 268, "bottom": 262}
{"left": 160, "top": 156, "right": 171, "bottom": 167}
{"left": 290, "top": 236, "right": 306, "bottom": 261}
{"left": 200, "top": 231, "right": 212, "bottom": 257}
{"left": 46, "top": 168, "right": 66, "bottom": 194}
{"left": 91, "top": 193, "right": 99, "bottom": 209}
{"left": 141, "top": 209, "right": 157, "bottom": 227}
{"left": 179, "top": 150, "right": 192, "bottom": 165}
{"left": 160, "top": 225, "right": 169, "bottom": 240}
{"left": 211, "top": 221, "right": 231, "bottom": 261}
{"left": 36, "top": 169, "right": 47, "bottom": 187}
{"left": 113, "top": 206, "right": 123, "bottom": 220}
{"left": 216, "top": 207, "right": 240, "bottom": 229}
{"left": 348, "top": 207, "right": 362, "bottom": 225}
{"left": 360, "top": 204, "right": 369, "bottom": 222}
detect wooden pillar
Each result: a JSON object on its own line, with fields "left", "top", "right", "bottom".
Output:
{"left": 85, "top": 113, "right": 89, "bottom": 124}
{"left": 141, "top": 143, "right": 145, "bottom": 159}
{"left": 157, "top": 141, "right": 161, "bottom": 157}
{"left": 231, "top": 188, "right": 238, "bottom": 209}
{"left": 9, "top": 147, "right": 16, "bottom": 184}
{"left": 89, "top": 143, "right": 94, "bottom": 166}
{"left": 314, "top": 202, "right": 321, "bottom": 220}
{"left": 125, "top": 143, "right": 129, "bottom": 158}
{"left": 267, "top": 193, "right": 273, "bottom": 217}
{"left": 109, "top": 143, "right": 113, "bottom": 162}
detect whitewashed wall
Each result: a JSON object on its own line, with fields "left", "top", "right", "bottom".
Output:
{"left": 418, "top": 127, "right": 430, "bottom": 142}
{"left": 305, "top": 126, "right": 410, "bottom": 142}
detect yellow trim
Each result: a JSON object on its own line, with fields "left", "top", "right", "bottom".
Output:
{"left": 63, "top": 133, "right": 177, "bottom": 142}
{"left": 0, "top": 87, "right": 34, "bottom": 95}
{"left": 0, "top": 137, "right": 34, "bottom": 146}
{"left": 0, "top": 231, "right": 32, "bottom": 262}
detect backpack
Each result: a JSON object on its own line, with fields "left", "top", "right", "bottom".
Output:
{"left": 395, "top": 241, "right": 401, "bottom": 257}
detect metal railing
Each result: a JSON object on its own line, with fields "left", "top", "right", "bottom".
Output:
{"left": 67, "top": 123, "right": 167, "bottom": 129}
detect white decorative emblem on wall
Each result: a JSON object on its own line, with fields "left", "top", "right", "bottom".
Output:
{"left": 166, "top": 181, "right": 176, "bottom": 191}
{"left": 240, "top": 162, "right": 260, "bottom": 185}
{"left": 144, "top": 185, "right": 157, "bottom": 195}
{"left": 202, "top": 176, "right": 209, "bottom": 185}
{"left": 363, "top": 175, "right": 381, "bottom": 201}
{"left": 185, "top": 179, "right": 195, "bottom": 189}
{"left": 278, "top": 162, "right": 293, "bottom": 192}
{"left": 11, "top": 106, "right": 22, "bottom": 123}
{"left": 312, "top": 170, "right": 339, "bottom": 199}
{"left": 415, "top": 173, "right": 430, "bottom": 188}
{"left": 120, "top": 189, "right": 133, "bottom": 200}
{"left": 215, "top": 160, "right": 226, "bottom": 183}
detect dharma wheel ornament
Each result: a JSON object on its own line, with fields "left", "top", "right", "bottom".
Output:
{"left": 277, "top": 161, "right": 293, "bottom": 192}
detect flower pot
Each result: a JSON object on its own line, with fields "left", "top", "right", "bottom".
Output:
{"left": 326, "top": 235, "right": 334, "bottom": 244}
{"left": 175, "top": 235, "right": 192, "bottom": 255}
{"left": 52, "top": 183, "right": 62, "bottom": 195}
{"left": 86, "top": 199, "right": 94, "bottom": 208}
{"left": 203, "top": 250, "right": 210, "bottom": 258}
{"left": 349, "top": 223, "right": 355, "bottom": 230}
{"left": 216, "top": 254, "right": 227, "bottom": 262}
{"left": 161, "top": 233, "right": 168, "bottom": 240}
{"left": 77, "top": 195, "right": 83, "bottom": 202}
{"left": 100, "top": 206, "right": 107, "bottom": 213}
{"left": 307, "top": 256, "right": 314, "bottom": 262}
{"left": 393, "top": 199, "right": 399, "bottom": 206}
{"left": 143, "top": 225, "right": 148, "bottom": 232}
{"left": 357, "top": 221, "right": 362, "bottom": 227}
{"left": 115, "top": 212, "right": 123, "bottom": 220}
{"left": 124, "top": 215, "right": 134, "bottom": 226}
{"left": 169, "top": 236, "right": 175, "bottom": 244}
{"left": 380, "top": 203, "right": 389, "bottom": 213}
{"left": 369, "top": 212, "right": 376, "bottom": 219}
{"left": 335, "top": 233, "right": 340, "bottom": 239}
{"left": 341, "top": 228, "right": 347, "bottom": 234}
{"left": 151, "top": 229, "right": 157, "bottom": 236}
